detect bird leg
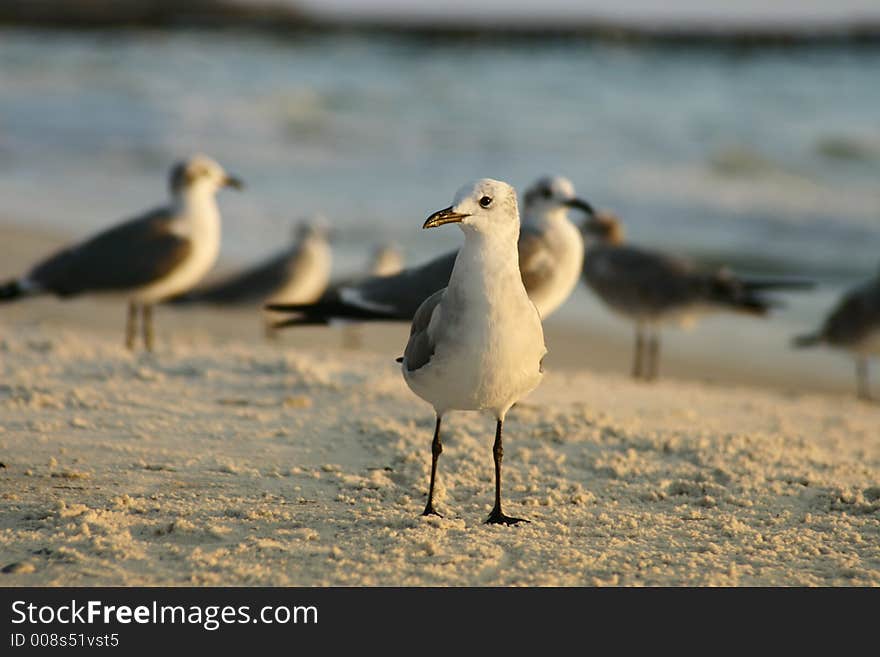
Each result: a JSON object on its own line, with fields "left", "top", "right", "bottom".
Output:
{"left": 423, "top": 416, "right": 443, "bottom": 517}
{"left": 646, "top": 331, "right": 660, "bottom": 382}
{"left": 125, "top": 302, "right": 138, "bottom": 351}
{"left": 142, "top": 305, "right": 154, "bottom": 352}
{"left": 856, "top": 357, "right": 871, "bottom": 401}
{"left": 632, "top": 325, "right": 644, "bottom": 379}
{"left": 486, "top": 419, "right": 528, "bottom": 525}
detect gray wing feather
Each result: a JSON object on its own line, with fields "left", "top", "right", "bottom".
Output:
{"left": 583, "top": 245, "right": 700, "bottom": 316}
{"left": 29, "top": 207, "right": 192, "bottom": 296}
{"left": 403, "top": 288, "right": 445, "bottom": 372}
{"left": 339, "top": 251, "right": 457, "bottom": 318}
{"left": 182, "top": 247, "right": 299, "bottom": 304}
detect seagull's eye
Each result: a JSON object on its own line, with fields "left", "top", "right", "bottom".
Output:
{"left": 479, "top": 196, "right": 493, "bottom": 208}
{"left": 541, "top": 188, "right": 552, "bottom": 199}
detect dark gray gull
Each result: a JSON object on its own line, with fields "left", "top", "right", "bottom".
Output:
{"left": 794, "top": 267, "right": 880, "bottom": 400}
{"left": 582, "top": 211, "right": 813, "bottom": 381}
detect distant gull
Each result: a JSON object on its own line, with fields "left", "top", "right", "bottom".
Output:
{"left": 176, "top": 219, "right": 332, "bottom": 307}
{"left": 368, "top": 242, "right": 405, "bottom": 278}
{"left": 582, "top": 211, "right": 813, "bottom": 381}
{"left": 267, "top": 176, "right": 594, "bottom": 326}
{"left": 175, "top": 218, "right": 331, "bottom": 337}
{"left": 0, "top": 155, "right": 242, "bottom": 351}
{"left": 794, "top": 267, "right": 880, "bottom": 400}
{"left": 400, "top": 179, "right": 546, "bottom": 525}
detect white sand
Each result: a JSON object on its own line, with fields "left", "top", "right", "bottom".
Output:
{"left": 1, "top": 224, "right": 879, "bottom": 586}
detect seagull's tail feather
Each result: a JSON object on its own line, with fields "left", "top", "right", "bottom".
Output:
{"left": 0, "top": 279, "right": 28, "bottom": 303}
{"left": 708, "top": 277, "right": 775, "bottom": 316}
{"left": 709, "top": 273, "right": 814, "bottom": 316}
{"left": 792, "top": 332, "right": 823, "bottom": 348}
{"left": 265, "top": 299, "right": 403, "bottom": 329}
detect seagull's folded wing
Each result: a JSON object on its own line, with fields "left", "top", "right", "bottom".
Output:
{"left": 402, "top": 288, "right": 445, "bottom": 372}
{"left": 30, "top": 208, "right": 193, "bottom": 296}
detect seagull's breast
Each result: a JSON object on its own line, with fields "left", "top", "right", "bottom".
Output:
{"left": 133, "top": 200, "right": 221, "bottom": 304}
{"left": 524, "top": 217, "right": 584, "bottom": 318}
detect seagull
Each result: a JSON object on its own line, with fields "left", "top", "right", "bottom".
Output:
{"left": 172, "top": 218, "right": 332, "bottom": 337}
{"left": 175, "top": 219, "right": 332, "bottom": 307}
{"left": 399, "top": 179, "right": 546, "bottom": 525}
{"left": 0, "top": 155, "right": 242, "bottom": 351}
{"left": 368, "top": 242, "right": 405, "bottom": 278}
{"left": 793, "top": 267, "right": 880, "bottom": 400}
{"left": 267, "top": 176, "right": 594, "bottom": 327}
{"left": 582, "top": 211, "right": 813, "bottom": 381}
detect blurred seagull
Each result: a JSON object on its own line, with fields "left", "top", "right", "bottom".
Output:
{"left": 178, "top": 219, "right": 331, "bottom": 307}
{"left": 793, "top": 268, "right": 880, "bottom": 400}
{"left": 174, "top": 218, "right": 332, "bottom": 337}
{"left": 267, "top": 176, "right": 594, "bottom": 326}
{"left": 400, "top": 179, "right": 546, "bottom": 525}
{"left": 582, "top": 211, "right": 813, "bottom": 381}
{"left": 368, "top": 242, "right": 405, "bottom": 278}
{"left": 0, "top": 155, "right": 242, "bottom": 351}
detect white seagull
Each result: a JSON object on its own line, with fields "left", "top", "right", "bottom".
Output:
{"left": 173, "top": 218, "right": 332, "bottom": 337}
{"left": 267, "top": 175, "right": 593, "bottom": 326}
{"left": 399, "top": 179, "right": 546, "bottom": 525}
{"left": 794, "top": 267, "right": 880, "bottom": 400}
{"left": 0, "top": 155, "right": 242, "bottom": 350}
{"left": 368, "top": 242, "right": 405, "bottom": 278}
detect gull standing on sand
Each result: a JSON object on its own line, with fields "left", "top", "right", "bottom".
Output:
{"left": 267, "top": 176, "right": 594, "bottom": 326}
{"left": 794, "top": 267, "right": 880, "bottom": 400}
{"left": 173, "top": 219, "right": 332, "bottom": 337}
{"left": 0, "top": 155, "right": 242, "bottom": 351}
{"left": 176, "top": 219, "right": 332, "bottom": 307}
{"left": 582, "top": 211, "right": 812, "bottom": 381}
{"left": 400, "top": 179, "right": 546, "bottom": 525}
{"left": 368, "top": 242, "right": 405, "bottom": 278}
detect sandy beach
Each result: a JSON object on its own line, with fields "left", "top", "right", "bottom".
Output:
{"left": 1, "top": 223, "right": 878, "bottom": 587}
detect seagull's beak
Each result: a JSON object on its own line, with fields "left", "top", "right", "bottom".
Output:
{"left": 423, "top": 206, "right": 471, "bottom": 229}
{"left": 223, "top": 175, "right": 244, "bottom": 190}
{"left": 564, "top": 198, "right": 595, "bottom": 216}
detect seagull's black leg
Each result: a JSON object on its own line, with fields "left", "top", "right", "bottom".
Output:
{"left": 486, "top": 419, "right": 528, "bottom": 526}
{"left": 856, "top": 357, "right": 871, "bottom": 400}
{"left": 125, "top": 302, "right": 138, "bottom": 351}
{"left": 632, "top": 324, "right": 644, "bottom": 379}
{"left": 423, "top": 416, "right": 443, "bottom": 517}
{"left": 142, "top": 305, "right": 154, "bottom": 352}
{"left": 646, "top": 331, "right": 660, "bottom": 382}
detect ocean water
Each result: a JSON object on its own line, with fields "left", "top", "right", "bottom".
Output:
{"left": 0, "top": 29, "right": 878, "bottom": 323}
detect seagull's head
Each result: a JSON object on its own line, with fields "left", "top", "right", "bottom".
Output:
{"left": 523, "top": 175, "right": 595, "bottom": 219}
{"left": 581, "top": 210, "right": 625, "bottom": 246}
{"left": 424, "top": 178, "right": 520, "bottom": 239}
{"left": 293, "top": 216, "right": 332, "bottom": 244}
{"left": 170, "top": 155, "right": 244, "bottom": 197}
